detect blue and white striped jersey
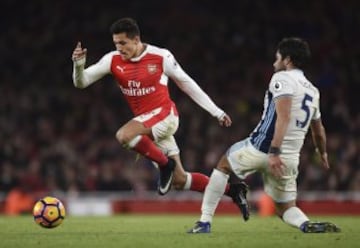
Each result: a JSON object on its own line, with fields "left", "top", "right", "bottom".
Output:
{"left": 250, "top": 69, "right": 320, "bottom": 156}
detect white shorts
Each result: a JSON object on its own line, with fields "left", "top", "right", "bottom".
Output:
{"left": 226, "top": 138, "right": 299, "bottom": 203}
{"left": 133, "top": 107, "right": 180, "bottom": 156}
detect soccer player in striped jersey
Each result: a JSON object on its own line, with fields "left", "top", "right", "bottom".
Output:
{"left": 71, "top": 18, "right": 244, "bottom": 200}
{"left": 189, "top": 37, "right": 340, "bottom": 233}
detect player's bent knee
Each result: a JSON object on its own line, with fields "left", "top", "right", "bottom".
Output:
{"left": 115, "top": 130, "right": 131, "bottom": 146}
{"left": 216, "top": 156, "right": 232, "bottom": 175}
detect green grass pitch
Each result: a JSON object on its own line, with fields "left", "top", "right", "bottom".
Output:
{"left": 0, "top": 214, "right": 359, "bottom": 248}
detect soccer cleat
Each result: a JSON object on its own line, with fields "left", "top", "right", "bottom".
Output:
{"left": 300, "top": 221, "right": 341, "bottom": 233}
{"left": 157, "top": 158, "right": 176, "bottom": 195}
{"left": 228, "top": 182, "right": 250, "bottom": 221}
{"left": 187, "top": 221, "right": 211, "bottom": 233}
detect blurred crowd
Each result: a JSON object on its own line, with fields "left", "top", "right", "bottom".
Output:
{"left": 1, "top": 0, "right": 359, "bottom": 201}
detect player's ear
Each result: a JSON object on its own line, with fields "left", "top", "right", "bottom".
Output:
{"left": 134, "top": 35, "right": 141, "bottom": 44}
{"left": 284, "top": 56, "right": 292, "bottom": 66}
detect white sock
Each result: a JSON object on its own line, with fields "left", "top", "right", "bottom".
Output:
{"left": 282, "top": 206, "right": 309, "bottom": 228}
{"left": 183, "top": 172, "right": 192, "bottom": 190}
{"left": 200, "top": 169, "right": 229, "bottom": 223}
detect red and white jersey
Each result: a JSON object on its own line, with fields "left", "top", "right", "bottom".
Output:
{"left": 73, "top": 44, "right": 224, "bottom": 118}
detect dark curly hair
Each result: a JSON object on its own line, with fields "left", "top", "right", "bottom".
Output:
{"left": 277, "top": 37, "right": 311, "bottom": 69}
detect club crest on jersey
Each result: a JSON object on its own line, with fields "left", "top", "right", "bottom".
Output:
{"left": 273, "top": 81, "right": 283, "bottom": 91}
{"left": 147, "top": 64, "right": 157, "bottom": 74}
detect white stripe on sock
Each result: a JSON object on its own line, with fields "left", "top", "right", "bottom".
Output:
{"left": 183, "top": 172, "right": 192, "bottom": 190}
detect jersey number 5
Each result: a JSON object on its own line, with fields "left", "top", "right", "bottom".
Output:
{"left": 296, "top": 93, "right": 313, "bottom": 128}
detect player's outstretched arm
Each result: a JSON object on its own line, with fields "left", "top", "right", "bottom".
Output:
{"left": 163, "top": 51, "right": 231, "bottom": 126}
{"left": 71, "top": 41, "right": 111, "bottom": 89}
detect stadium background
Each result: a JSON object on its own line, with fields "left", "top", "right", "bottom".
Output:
{"left": 0, "top": 0, "right": 359, "bottom": 215}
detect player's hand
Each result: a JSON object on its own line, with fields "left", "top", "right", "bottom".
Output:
{"left": 218, "top": 113, "right": 232, "bottom": 127}
{"left": 72, "top": 41, "right": 87, "bottom": 61}
{"left": 268, "top": 154, "right": 285, "bottom": 178}
{"left": 319, "top": 152, "right": 330, "bottom": 169}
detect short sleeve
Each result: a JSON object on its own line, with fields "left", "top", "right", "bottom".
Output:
{"left": 312, "top": 89, "right": 321, "bottom": 120}
{"left": 269, "top": 72, "right": 296, "bottom": 99}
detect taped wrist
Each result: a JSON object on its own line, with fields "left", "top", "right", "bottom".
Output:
{"left": 268, "top": 146, "right": 281, "bottom": 155}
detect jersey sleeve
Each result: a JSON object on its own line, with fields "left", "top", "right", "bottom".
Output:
{"left": 163, "top": 50, "right": 224, "bottom": 119}
{"left": 312, "top": 88, "right": 321, "bottom": 120}
{"left": 72, "top": 52, "right": 113, "bottom": 88}
{"left": 269, "top": 72, "right": 296, "bottom": 99}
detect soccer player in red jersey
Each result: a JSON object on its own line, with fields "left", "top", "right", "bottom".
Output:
{"left": 71, "top": 18, "right": 246, "bottom": 200}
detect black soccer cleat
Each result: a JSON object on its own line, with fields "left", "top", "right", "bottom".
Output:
{"left": 300, "top": 221, "right": 341, "bottom": 233}
{"left": 157, "top": 158, "right": 176, "bottom": 195}
{"left": 228, "top": 182, "right": 250, "bottom": 221}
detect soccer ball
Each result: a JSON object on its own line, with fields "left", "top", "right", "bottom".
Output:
{"left": 33, "top": 196, "right": 66, "bottom": 228}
